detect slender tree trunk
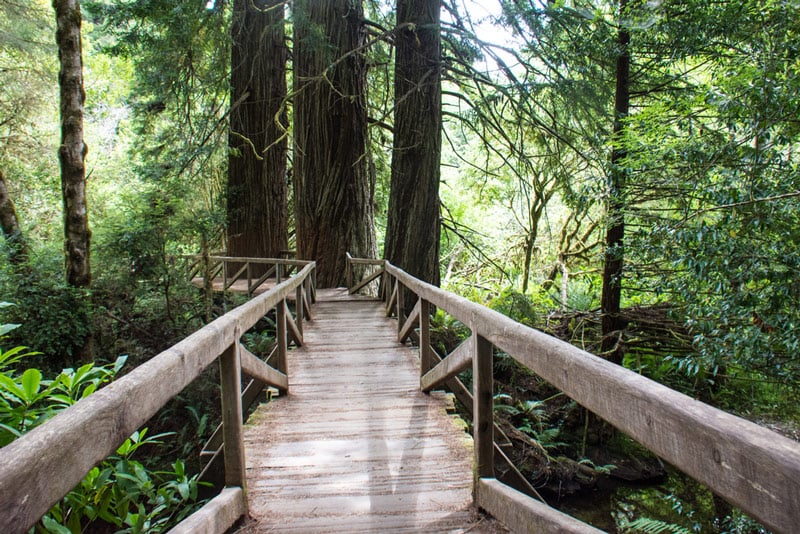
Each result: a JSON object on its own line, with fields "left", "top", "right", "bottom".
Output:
{"left": 384, "top": 0, "right": 442, "bottom": 287}
{"left": 54, "top": 0, "right": 91, "bottom": 288}
{"left": 0, "top": 169, "right": 28, "bottom": 264}
{"left": 293, "top": 0, "right": 376, "bottom": 287}
{"left": 227, "top": 0, "right": 288, "bottom": 269}
{"left": 600, "top": 0, "right": 630, "bottom": 364}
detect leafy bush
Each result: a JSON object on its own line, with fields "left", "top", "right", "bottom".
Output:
{"left": 0, "top": 324, "right": 206, "bottom": 532}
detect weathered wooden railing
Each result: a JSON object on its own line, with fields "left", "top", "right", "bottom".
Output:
{"left": 185, "top": 254, "right": 317, "bottom": 300}
{"left": 346, "top": 255, "right": 800, "bottom": 534}
{"left": 0, "top": 259, "right": 316, "bottom": 534}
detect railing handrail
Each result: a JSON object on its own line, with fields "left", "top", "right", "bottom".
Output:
{"left": 0, "top": 260, "right": 316, "bottom": 533}
{"left": 188, "top": 254, "right": 310, "bottom": 268}
{"left": 346, "top": 255, "right": 800, "bottom": 533}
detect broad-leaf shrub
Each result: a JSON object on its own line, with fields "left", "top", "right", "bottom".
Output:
{"left": 0, "top": 324, "right": 206, "bottom": 532}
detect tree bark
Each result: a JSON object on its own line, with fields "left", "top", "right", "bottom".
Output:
{"left": 384, "top": 0, "right": 442, "bottom": 287}
{"left": 600, "top": 0, "right": 630, "bottom": 364}
{"left": 227, "top": 0, "right": 288, "bottom": 268}
{"left": 293, "top": 0, "right": 377, "bottom": 288}
{"left": 0, "top": 169, "right": 28, "bottom": 264}
{"left": 54, "top": 0, "right": 91, "bottom": 288}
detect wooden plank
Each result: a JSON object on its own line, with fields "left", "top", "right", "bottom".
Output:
{"left": 398, "top": 297, "right": 420, "bottom": 343}
{"left": 242, "top": 291, "right": 476, "bottom": 532}
{"left": 0, "top": 263, "right": 315, "bottom": 532}
{"left": 473, "top": 334, "right": 494, "bottom": 480}
{"left": 346, "top": 257, "right": 385, "bottom": 266}
{"left": 421, "top": 337, "right": 472, "bottom": 392}
{"left": 385, "top": 262, "right": 800, "bottom": 533}
{"left": 203, "top": 255, "right": 310, "bottom": 268}
{"left": 477, "top": 478, "right": 600, "bottom": 533}
{"left": 220, "top": 339, "right": 246, "bottom": 488}
{"left": 167, "top": 487, "right": 247, "bottom": 534}
{"left": 240, "top": 346, "right": 288, "bottom": 392}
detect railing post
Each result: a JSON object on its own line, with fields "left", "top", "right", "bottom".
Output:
{"left": 246, "top": 262, "right": 251, "bottom": 297}
{"left": 396, "top": 282, "right": 405, "bottom": 334}
{"left": 295, "top": 284, "right": 304, "bottom": 335}
{"left": 219, "top": 331, "right": 247, "bottom": 491}
{"left": 276, "top": 263, "right": 283, "bottom": 283}
{"left": 277, "top": 298, "right": 287, "bottom": 374}
{"left": 473, "top": 333, "right": 494, "bottom": 488}
{"left": 420, "top": 299, "right": 433, "bottom": 377}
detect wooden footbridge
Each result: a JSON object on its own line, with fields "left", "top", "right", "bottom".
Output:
{"left": 1, "top": 256, "right": 800, "bottom": 533}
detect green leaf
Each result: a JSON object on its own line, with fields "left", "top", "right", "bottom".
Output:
{"left": 0, "top": 373, "right": 27, "bottom": 402}
{"left": 21, "top": 368, "right": 42, "bottom": 401}
{"left": 41, "top": 514, "right": 73, "bottom": 534}
{"left": 0, "top": 323, "right": 20, "bottom": 336}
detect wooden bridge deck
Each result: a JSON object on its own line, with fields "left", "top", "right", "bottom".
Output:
{"left": 237, "top": 289, "right": 492, "bottom": 533}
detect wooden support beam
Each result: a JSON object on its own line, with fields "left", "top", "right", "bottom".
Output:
{"left": 427, "top": 343, "right": 512, "bottom": 449}
{"left": 167, "top": 487, "right": 247, "bottom": 534}
{"left": 224, "top": 263, "right": 248, "bottom": 291}
{"left": 276, "top": 299, "right": 287, "bottom": 374}
{"left": 421, "top": 337, "right": 472, "bottom": 392}
{"left": 396, "top": 283, "right": 405, "bottom": 331}
{"left": 473, "top": 334, "right": 494, "bottom": 483}
{"left": 250, "top": 265, "right": 277, "bottom": 295}
{"left": 240, "top": 346, "right": 288, "bottom": 392}
{"left": 420, "top": 299, "right": 433, "bottom": 376}
{"left": 348, "top": 268, "right": 383, "bottom": 295}
{"left": 285, "top": 300, "right": 303, "bottom": 347}
{"left": 477, "top": 479, "right": 600, "bottom": 533}
{"left": 494, "top": 442, "right": 544, "bottom": 502}
{"left": 302, "top": 287, "right": 314, "bottom": 322}
{"left": 219, "top": 338, "right": 246, "bottom": 489}
{"left": 295, "top": 285, "right": 304, "bottom": 335}
{"left": 386, "top": 280, "right": 397, "bottom": 317}
{"left": 398, "top": 298, "right": 421, "bottom": 344}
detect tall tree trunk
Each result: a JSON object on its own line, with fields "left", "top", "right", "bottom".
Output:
{"left": 293, "top": 0, "right": 376, "bottom": 288}
{"left": 600, "top": 0, "right": 630, "bottom": 364}
{"left": 0, "top": 169, "right": 28, "bottom": 264}
{"left": 384, "top": 0, "right": 442, "bottom": 287}
{"left": 54, "top": 0, "right": 91, "bottom": 288}
{"left": 227, "top": 0, "right": 288, "bottom": 268}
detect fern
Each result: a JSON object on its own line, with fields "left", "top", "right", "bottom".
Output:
{"left": 623, "top": 517, "right": 693, "bottom": 534}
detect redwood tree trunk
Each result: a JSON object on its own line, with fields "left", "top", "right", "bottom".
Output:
{"left": 54, "top": 0, "right": 91, "bottom": 287}
{"left": 600, "top": 0, "right": 630, "bottom": 364}
{"left": 227, "top": 0, "right": 288, "bottom": 266}
{"left": 293, "top": 0, "right": 377, "bottom": 288}
{"left": 384, "top": 0, "right": 442, "bottom": 287}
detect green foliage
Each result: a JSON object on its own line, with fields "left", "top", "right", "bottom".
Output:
{"left": 0, "top": 326, "right": 205, "bottom": 532}
{"left": 622, "top": 517, "right": 693, "bottom": 534}
{"left": 0, "top": 258, "right": 93, "bottom": 369}
{"left": 494, "top": 393, "right": 567, "bottom": 451}
{"left": 0, "top": 352, "right": 126, "bottom": 446}
{"left": 42, "top": 430, "right": 205, "bottom": 533}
